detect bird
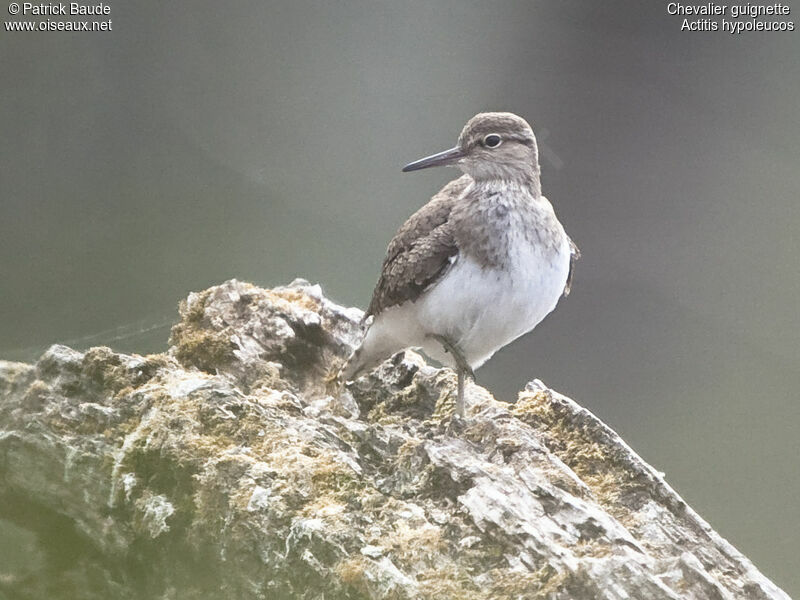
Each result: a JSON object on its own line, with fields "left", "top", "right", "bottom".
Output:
{"left": 339, "top": 112, "right": 579, "bottom": 418}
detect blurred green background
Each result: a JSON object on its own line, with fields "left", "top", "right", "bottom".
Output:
{"left": 1, "top": 0, "right": 798, "bottom": 595}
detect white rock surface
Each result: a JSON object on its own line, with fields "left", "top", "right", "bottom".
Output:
{"left": 0, "top": 279, "right": 789, "bottom": 599}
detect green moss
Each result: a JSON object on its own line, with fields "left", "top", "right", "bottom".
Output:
{"left": 428, "top": 372, "right": 460, "bottom": 422}
{"left": 171, "top": 329, "right": 236, "bottom": 374}
{"left": 0, "top": 362, "right": 34, "bottom": 397}
{"left": 311, "top": 461, "right": 362, "bottom": 497}
{"left": 249, "top": 362, "right": 285, "bottom": 392}
{"left": 416, "top": 567, "right": 481, "bottom": 599}
{"left": 183, "top": 289, "right": 213, "bottom": 324}
{"left": 512, "top": 391, "right": 640, "bottom": 523}
{"left": 169, "top": 289, "right": 237, "bottom": 374}
{"left": 119, "top": 443, "right": 197, "bottom": 534}
{"left": 409, "top": 562, "right": 570, "bottom": 600}
{"left": 270, "top": 287, "right": 321, "bottom": 313}
{"left": 335, "top": 557, "right": 375, "bottom": 599}
{"left": 138, "top": 353, "right": 173, "bottom": 379}
{"left": 498, "top": 563, "right": 571, "bottom": 599}
{"left": 81, "top": 347, "right": 131, "bottom": 394}
{"left": 77, "top": 347, "right": 169, "bottom": 398}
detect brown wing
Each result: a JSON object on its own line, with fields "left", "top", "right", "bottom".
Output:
{"left": 365, "top": 175, "right": 471, "bottom": 318}
{"left": 563, "top": 236, "right": 581, "bottom": 297}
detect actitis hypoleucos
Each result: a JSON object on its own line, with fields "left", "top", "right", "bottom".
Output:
{"left": 341, "top": 112, "right": 579, "bottom": 417}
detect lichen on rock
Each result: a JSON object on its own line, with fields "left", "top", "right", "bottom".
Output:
{"left": 0, "top": 279, "right": 790, "bottom": 600}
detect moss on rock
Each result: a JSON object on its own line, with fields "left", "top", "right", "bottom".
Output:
{"left": 0, "top": 279, "right": 788, "bottom": 600}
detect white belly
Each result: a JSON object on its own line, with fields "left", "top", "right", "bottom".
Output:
{"left": 373, "top": 234, "right": 571, "bottom": 370}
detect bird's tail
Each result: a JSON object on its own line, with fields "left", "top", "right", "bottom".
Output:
{"left": 322, "top": 331, "right": 367, "bottom": 396}
{"left": 337, "top": 344, "right": 368, "bottom": 384}
{"left": 335, "top": 323, "right": 397, "bottom": 385}
{"left": 324, "top": 345, "right": 367, "bottom": 396}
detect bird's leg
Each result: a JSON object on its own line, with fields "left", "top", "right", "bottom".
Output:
{"left": 428, "top": 334, "right": 475, "bottom": 380}
{"left": 428, "top": 333, "right": 474, "bottom": 418}
{"left": 456, "top": 368, "right": 466, "bottom": 419}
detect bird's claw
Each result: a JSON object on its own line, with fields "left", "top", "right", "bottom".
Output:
{"left": 445, "top": 412, "right": 466, "bottom": 435}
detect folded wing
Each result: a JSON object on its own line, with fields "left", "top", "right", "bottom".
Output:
{"left": 366, "top": 175, "right": 471, "bottom": 318}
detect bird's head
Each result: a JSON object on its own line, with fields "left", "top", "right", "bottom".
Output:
{"left": 402, "top": 112, "right": 540, "bottom": 184}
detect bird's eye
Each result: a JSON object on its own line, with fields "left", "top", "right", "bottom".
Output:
{"left": 483, "top": 134, "right": 502, "bottom": 148}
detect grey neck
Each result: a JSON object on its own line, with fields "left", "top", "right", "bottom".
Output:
{"left": 472, "top": 170, "right": 542, "bottom": 200}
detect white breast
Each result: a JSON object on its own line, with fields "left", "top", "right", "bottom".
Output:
{"left": 414, "top": 229, "right": 570, "bottom": 368}
{"left": 358, "top": 191, "right": 571, "bottom": 374}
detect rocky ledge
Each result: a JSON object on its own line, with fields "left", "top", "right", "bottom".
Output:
{"left": 0, "top": 279, "right": 789, "bottom": 599}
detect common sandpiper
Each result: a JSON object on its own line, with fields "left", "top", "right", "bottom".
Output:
{"left": 340, "top": 112, "right": 579, "bottom": 417}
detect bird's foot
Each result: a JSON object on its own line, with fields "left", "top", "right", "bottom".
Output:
{"left": 444, "top": 411, "right": 466, "bottom": 436}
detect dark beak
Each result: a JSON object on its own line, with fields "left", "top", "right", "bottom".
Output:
{"left": 402, "top": 146, "right": 465, "bottom": 172}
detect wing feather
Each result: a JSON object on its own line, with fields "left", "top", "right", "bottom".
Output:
{"left": 365, "top": 175, "right": 470, "bottom": 317}
{"left": 563, "top": 236, "right": 581, "bottom": 297}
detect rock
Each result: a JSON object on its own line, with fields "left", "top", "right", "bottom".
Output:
{"left": 0, "top": 279, "right": 789, "bottom": 600}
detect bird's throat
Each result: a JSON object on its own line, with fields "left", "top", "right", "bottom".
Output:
{"left": 470, "top": 170, "right": 541, "bottom": 199}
